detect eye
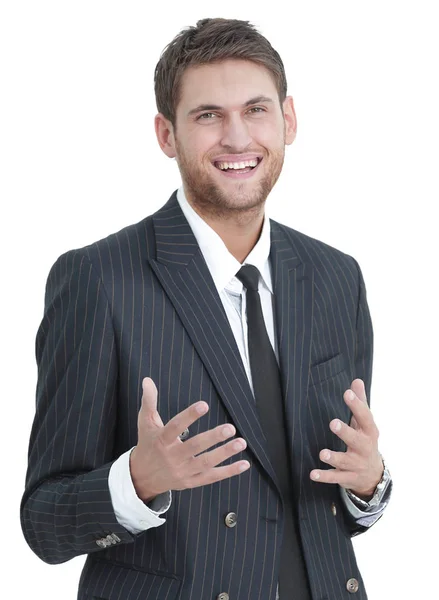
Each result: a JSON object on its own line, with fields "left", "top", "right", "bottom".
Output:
{"left": 248, "top": 106, "right": 266, "bottom": 114}
{"left": 197, "top": 112, "right": 217, "bottom": 120}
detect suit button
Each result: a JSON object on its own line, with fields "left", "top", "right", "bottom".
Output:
{"left": 224, "top": 512, "right": 237, "bottom": 528}
{"left": 179, "top": 428, "right": 190, "bottom": 441}
{"left": 331, "top": 502, "right": 337, "bottom": 516}
{"left": 346, "top": 578, "right": 359, "bottom": 593}
{"left": 216, "top": 594, "right": 229, "bottom": 600}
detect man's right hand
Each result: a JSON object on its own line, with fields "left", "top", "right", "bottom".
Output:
{"left": 130, "top": 377, "right": 250, "bottom": 502}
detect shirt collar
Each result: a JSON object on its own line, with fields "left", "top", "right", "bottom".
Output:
{"left": 176, "top": 186, "right": 273, "bottom": 296}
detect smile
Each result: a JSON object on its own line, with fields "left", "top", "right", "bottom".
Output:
{"left": 213, "top": 157, "right": 263, "bottom": 179}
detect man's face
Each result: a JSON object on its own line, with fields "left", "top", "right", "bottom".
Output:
{"left": 157, "top": 59, "right": 296, "bottom": 215}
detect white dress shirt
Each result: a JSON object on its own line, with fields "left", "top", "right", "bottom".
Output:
{"left": 108, "top": 186, "right": 389, "bottom": 534}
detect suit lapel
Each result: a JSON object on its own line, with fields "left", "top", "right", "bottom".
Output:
{"left": 149, "top": 192, "right": 313, "bottom": 490}
{"left": 269, "top": 221, "right": 314, "bottom": 484}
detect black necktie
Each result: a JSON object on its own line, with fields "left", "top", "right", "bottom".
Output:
{"left": 236, "top": 264, "right": 311, "bottom": 600}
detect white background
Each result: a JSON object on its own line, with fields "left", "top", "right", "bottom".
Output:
{"left": 1, "top": 1, "right": 437, "bottom": 598}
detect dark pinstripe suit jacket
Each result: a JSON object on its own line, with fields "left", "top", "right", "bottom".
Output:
{"left": 21, "top": 190, "right": 376, "bottom": 600}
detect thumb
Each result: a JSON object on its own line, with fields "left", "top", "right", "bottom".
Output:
{"left": 140, "top": 377, "right": 164, "bottom": 428}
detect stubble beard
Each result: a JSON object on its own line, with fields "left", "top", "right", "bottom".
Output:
{"left": 175, "top": 138, "right": 285, "bottom": 222}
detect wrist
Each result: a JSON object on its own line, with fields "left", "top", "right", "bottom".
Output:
{"left": 350, "top": 458, "right": 384, "bottom": 499}
{"left": 129, "top": 447, "right": 158, "bottom": 503}
{"left": 346, "top": 458, "right": 390, "bottom": 509}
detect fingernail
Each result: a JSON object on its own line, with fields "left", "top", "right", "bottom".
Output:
{"left": 311, "top": 471, "right": 320, "bottom": 480}
{"left": 323, "top": 451, "right": 330, "bottom": 461}
{"left": 346, "top": 390, "right": 355, "bottom": 401}
{"left": 233, "top": 440, "right": 245, "bottom": 451}
{"left": 332, "top": 420, "right": 342, "bottom": 432}
{"left": 196, "top": 402, "right": 208, "bottom": 414}
{"left": 222, "top": 425, "right": 234, "bottom": 437}
{"left": 239, "top": 462, "right": 250, "bottom": 472}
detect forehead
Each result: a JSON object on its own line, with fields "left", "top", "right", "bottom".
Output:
{"left": 177, "top": 59, "right": 278, "bottom": 112}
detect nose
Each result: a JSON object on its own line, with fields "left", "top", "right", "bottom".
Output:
{"left": 220, "top": 114, "right": 252, "bottom": 151}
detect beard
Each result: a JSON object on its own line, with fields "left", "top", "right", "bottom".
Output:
{"left": 175, "top": 137, "right": 285, "bottom": 221}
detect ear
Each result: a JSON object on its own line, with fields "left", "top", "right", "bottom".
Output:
{"left": 283, "top": 96, "right": 297, "bottom": 145}
{"left": 155, "top": 113, "right": 177, "bottom": 158}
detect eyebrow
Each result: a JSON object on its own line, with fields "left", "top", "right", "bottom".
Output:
{"left": 187, "top": 95, "right": 274, "bottom": 117}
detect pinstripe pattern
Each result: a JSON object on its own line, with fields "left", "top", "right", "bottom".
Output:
{"left": 21, "top": 190, "right": 375, "bottom": 599}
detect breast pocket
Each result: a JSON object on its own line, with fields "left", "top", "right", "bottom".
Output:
{"left": 309, "top": 353, "right": 346, "bottom": 387}
{"left": 307, "top": 353, "right": 353, "bottom": 456}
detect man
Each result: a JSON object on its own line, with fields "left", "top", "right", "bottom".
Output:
{"left": 21, "top": 18, "right": 392, "bottom": 600}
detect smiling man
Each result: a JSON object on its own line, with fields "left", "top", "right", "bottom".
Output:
{"left": 21, "top": 18, "right": 392, "bottom": 600}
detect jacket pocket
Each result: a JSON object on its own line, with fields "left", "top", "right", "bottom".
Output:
{"left": 80, "top": 559, "right": 181, "bottom": 600}
{"left": 306, "top": 355, "right": 352, "bottom": 456}
{"left": 309, "top": 353, "right": 345, "bottom": 387}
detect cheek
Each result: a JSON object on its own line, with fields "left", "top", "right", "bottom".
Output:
{"left": 248, "top": 120, "right": 284, "bottom": 147}
{"left": 185, "top": 137, "right": 218, "bottom": 165}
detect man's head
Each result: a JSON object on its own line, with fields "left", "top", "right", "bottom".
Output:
{"left": 154, "top": 18, "right": 296, "bottom": 218}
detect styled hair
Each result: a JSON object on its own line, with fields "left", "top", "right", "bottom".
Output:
{"left": 154, "top": 18, "right": 288, "bottom": 126}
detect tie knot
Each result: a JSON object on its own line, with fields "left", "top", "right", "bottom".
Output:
{"left": 235, "top": 264, "right": 260, "bottom": 292}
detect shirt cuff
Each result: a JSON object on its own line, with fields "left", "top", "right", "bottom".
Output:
{"left": 339, "top": 480, "right": 392, "bottom": 528}
{"left": 108, "top": 447, "right": 172, "bottom": 535}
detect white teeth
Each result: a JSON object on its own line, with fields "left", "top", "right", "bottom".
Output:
{"left": 216, "top": 159, "right": 259, "bottom": 170}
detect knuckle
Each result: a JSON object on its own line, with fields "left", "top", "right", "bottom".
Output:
{"left": 353, "top": 433, "right": 364, "bottom": 450}
{"left": 337, "top": 456, "right": 347, "bottom": 470}
{"left": 200, "top": 453, "right": 211, "bottom": 470}
{"left": 220, "top": 466, "right": 234, "bottom": 481}
{"left": 325, "top": 470, "right": 334, "bottom": 483}
{"left": 189, "top": 438, "right": 203, "bottom": 456}
{"left": 363, "top": 437, "right": 374, "bottom": 454}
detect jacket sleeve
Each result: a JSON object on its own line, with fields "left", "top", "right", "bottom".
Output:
{"left": 20, "top": 250, "right": 136, "bottom": 564}
{"left": 339, "top": 257, "right": 391, "bottom": 537}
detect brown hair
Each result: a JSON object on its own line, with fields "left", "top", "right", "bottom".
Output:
{"left": 154, "top": 18, "right": 288, "bottom": 127}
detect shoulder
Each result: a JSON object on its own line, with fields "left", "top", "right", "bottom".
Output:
{"left": 44, "top": 216, "right": 155, "bottom": 302}
{"left": 269, "top": 218, "right": 361, "bottom": 285}
{"left": 54, "top": 216, "right": 152, "bottom": 276}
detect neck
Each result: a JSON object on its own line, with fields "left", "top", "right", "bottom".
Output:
{"left": 185, "top": 192, "right": 265, "bottom": 263}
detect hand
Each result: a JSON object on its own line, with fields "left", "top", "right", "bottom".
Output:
{"left": 130, "top": 377, "right": 250, "bottom": 502}
{"left": 310, "top": 378, "right": 384, "bottom": 499}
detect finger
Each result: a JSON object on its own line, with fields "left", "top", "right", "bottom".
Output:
{"left": 349, "top": 414, "right": 359, "bottom": 430}
{"left": 351, "top": 378, "right": 368, "bottom": 405}
{"left": 189, "top": 437, "right": 248, "bottom": 476}
{"left": 344, "top": 388, "right": 378, "bottom": 437}
{"left": 189, "top": 461, "right": 251, "bottom": 488}
{"left": 310, "top": 468, "right": 360, "bottom": 487}
{"left": 329, "top": 419, "right": 362, "bottom": 451}
{"left": 319, "top": 449, "right": 354, "bottom": 471}
{"left": 181, "top": 423, "right": 237, "bottom": 458}
{"left": 139, "top": 377, "right": 164, "bottom": 428}
{"left": 161, "top": 401, "right": 209, "bottom": 445}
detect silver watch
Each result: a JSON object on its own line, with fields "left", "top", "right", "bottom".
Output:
{"left": 345, "top": 458, "right": 391, "bottom": 509}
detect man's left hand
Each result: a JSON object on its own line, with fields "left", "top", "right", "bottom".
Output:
{"left": 310, "top": 378, "right": 384, "bottom": 500}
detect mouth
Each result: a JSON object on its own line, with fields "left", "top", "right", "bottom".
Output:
{"left": 212, "top": 157, "right": 263, "bottom": 179}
